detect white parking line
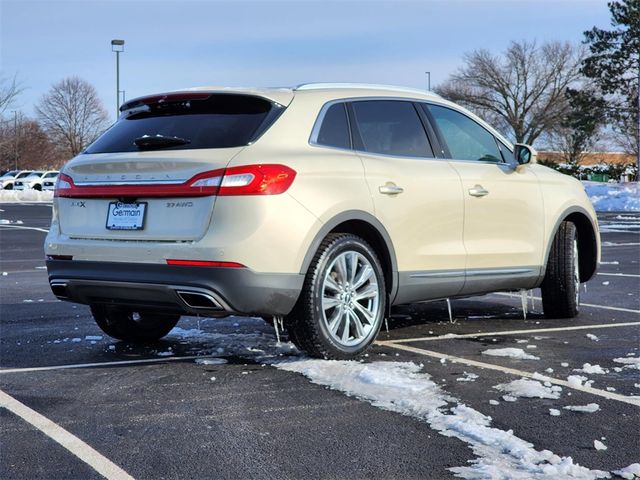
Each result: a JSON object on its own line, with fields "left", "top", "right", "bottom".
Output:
{"left": 0, "top": 354, "right": 222, "bottom": 374}
{"left": 598, "top": 272, "right": 640, "bottom": 278}
{"left": 0, "top": 389, "right": 134, "bottom": 480}
{"left": 375, "top": 342, "right": 640, "bottom": 407}
{"left": 493, "top": 292, "right": 640, "bottom": 314}
{"left": 382, "top": 321, "right": 640, "bottom": 344}
{"left": 0, "top": 224, "right": 49, "bottom": 233}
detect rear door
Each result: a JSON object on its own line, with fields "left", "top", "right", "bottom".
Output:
{"left": 350, "top": 100, "right": 465, "bottom": 303}
{"left": 424, "top": 103, "right": 544, "bottom": 294}
{"left": 58, "top": 93, "right": 280, "bottom": 241}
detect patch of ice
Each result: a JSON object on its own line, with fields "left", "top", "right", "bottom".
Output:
{"left": 549, "top": 409, "right": 561, "bottom": 416}
{"left": 564, "top": 403, "right": 600, "bottom": 413}
{"left": 195, "top": 358, "right": 228, "bottom": 365}
{"left": 277, "top": 360, "right": 607, "bottom": 479}
{"left": 593, "top": 440, "right": 607, "bottom": 451}
{"left": 481, "top": 348, "right": 539, "bottom": 360}
{"left": 156, "top": 351, "right": 174, "bottom": 357}
{"left": 71, "top": 337, "right": 81, "bottom": 343}
{"left": 613, "top": 463, "right": 640, "bottom": 479}
{"left": 586, "top": 334, "right": 599, "bottom": 342}
{"left": 456, "top": 372, "right": 479, "bottom": 382}
{"left": 573, "top": 363, "right": 608, "bottom": 375}
{"left": 85, "top": 335, "right": 103, "bottom": 341}
{"left": 516, "top": 339, "right": 528, "bottom": 344}
{"left": 494, "top": 378, "right": 562, "bottom": 400}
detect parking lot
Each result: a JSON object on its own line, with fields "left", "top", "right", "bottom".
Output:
{"left": 1, "top": 203, "right": 639, "bottom": 479}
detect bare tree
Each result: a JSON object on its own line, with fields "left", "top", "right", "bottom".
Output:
{"left": 0, "top": 74, "right": 24, "bottom": 116}
{"left": 0, "top": 115, "right": 65, "bottom": 171}
{"left": 36, "top": 77, "right": 109, "bottom": 157}
{"left": 435, "top": 41, "right": 584, "bottom": 145}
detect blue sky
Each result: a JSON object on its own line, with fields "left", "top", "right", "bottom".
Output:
{"left": 2, "top": 0, "right": 611, "bottom": 121}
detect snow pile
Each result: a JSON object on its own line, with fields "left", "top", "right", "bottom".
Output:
{"left": 0, "top": 190, "right": 53, "bottom": 203}
{"left": 613, "top": 356, "right": 640, "bottom": 370}
{"left": 585, "top": 334, "right": 599, "bottom": 342}
{"left": 573, "top": 363, "right": 608, "bottom": 375}
{"left": 493, "top": 378, "right": 562, "bottom": 400}
{"left": 564, "top": 403, "right": 600, "bottom": 413}
{"left": 613, "top": 463, "right": 640, "bottom": 479}
{"left": 278, "top": 360, "right": 607, "bottom": 479}
{"left": 583, "top": 181, "right": 639, "bottom": 212}
{"left": 549, "top": 409, "right": 561, "bottom": 416}
{"left": 481, "top": 348, "right": 539, "bottom": 360}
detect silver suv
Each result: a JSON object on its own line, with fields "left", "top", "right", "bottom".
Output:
{"left": 46, "top": 84, "right": 600, "bottom": 359}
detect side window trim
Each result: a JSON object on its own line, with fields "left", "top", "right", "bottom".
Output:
{"left": 414, "top": 102, "right": 447, "bottom": 159}
{"left": 308, "top": 101, "right": 352, "bottom": 150}
{"left": 424, "top": 102, "right": 506, "bottom": 164}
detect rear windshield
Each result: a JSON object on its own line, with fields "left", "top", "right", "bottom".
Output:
{"left": 85, "top": 94, "right": 278, "bottom": 154}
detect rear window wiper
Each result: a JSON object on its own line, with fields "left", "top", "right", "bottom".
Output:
{"left": 134, "top": 134, "right": 190, "bottom": 149}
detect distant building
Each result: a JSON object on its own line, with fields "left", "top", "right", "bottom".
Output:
{"left": 538, "top": 151, "right": 634, "bottom": 166}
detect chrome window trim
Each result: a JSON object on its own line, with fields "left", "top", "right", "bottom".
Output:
{"left": 74, "top": 179, "right": 186, "bottom": 186}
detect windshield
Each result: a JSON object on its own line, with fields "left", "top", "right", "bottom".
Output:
{"left": 16, "top": 171, "right": 33, "bottom": 179}
{"left": 1, "top": 170, "right": 18, "bottom": 178}
{"left": 85, "top": 94, "right": 279, "bottom": 154}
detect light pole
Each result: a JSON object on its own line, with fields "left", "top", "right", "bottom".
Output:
{"left": 111, "top": 39, "right": 125, "bottom": 118}
{"left": 12, "top": 110, "right": 17, "bottom": 170}
{"left": 425, "top": 71, "right": 431, "bottom": 91}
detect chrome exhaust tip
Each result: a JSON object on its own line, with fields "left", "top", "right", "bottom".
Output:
{"left": 176, "top": 290, "right": 223, "bottom": 310}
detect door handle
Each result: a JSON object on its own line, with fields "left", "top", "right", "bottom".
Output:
{"left": 379, "top": 183, "right": 404, "bottom": 195}
{"left": 468, "top": 185, "right": 489, "bottom": 197}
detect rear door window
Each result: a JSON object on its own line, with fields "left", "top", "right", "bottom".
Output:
{"left": 85, "top": 94, "right": 279, "bottom": 153}
{"left": 351, "top": 100, "right": 433, "bottom": 157}
{"left": 426, "top": 104, "right": 502, "bottom": 162}
{"left": 314, "top": 103, "right": 351, "bottom": 149}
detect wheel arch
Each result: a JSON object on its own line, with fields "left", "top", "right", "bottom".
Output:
{"left": 300, "top": 211, "right": 398, "bottom": 301}
{"left": 543, "top": 206, "right": 599, "bottom": 283}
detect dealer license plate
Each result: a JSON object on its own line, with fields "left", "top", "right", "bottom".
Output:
{"left": 106, "top": 202, "right": 147, "bottom": 230}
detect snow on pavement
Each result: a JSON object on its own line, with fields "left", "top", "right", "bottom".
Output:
{"left": 481, "top": 347, "right": 539, "bottom": 360}
{"left": 0, "top": 190, "right": 53, "bottom": 202}
{"left": 165, "top": 320, "right": 619, "bottom": 479}
{"left": 564, "top": 403, "right": 600, "bottom": 413}
{"left": 493, "top": 378, "right": 562, "bottom": 400}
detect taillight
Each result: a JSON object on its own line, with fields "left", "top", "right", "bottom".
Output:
{"left": 218, "top": 164, "right": 296, "bottom": 196}
{"left": 54, "top": 165, "right": 296, "bottom": 198}
{"left": 54, "top": 173, "right": 74, "bottom": 197}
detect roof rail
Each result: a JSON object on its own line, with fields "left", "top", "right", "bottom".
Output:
{"left": 295, "top": 83, "right": 440, "bottom": 97}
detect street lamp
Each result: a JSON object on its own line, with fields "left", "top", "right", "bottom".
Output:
{"left": 425, "top": 71, "right": 431, "bottom": 91}
{"left": 111, "top": 39, "right": 125, "bottom": 118}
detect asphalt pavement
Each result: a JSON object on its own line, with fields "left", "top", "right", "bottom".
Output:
{"left": 1, "top": 203, "right": 638, "bottom": 479}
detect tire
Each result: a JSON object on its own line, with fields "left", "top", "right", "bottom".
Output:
{"left": 33, "top": 184, "right": 42, "bottom": 191}
{"left": 90, "top": 305, "right": 180, "bottom": 342}
{"left": 286, "top": 233, "right": 386, "bottom": 359}
{"left": 541, "top": 221, "right": 580, "bottom": 318}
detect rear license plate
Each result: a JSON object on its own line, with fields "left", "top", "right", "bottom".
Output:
{"left": 106, "top": 202, "right": 147, "bottom": 230}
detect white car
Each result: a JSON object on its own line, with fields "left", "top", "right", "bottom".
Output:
{"left": 41, "top": 172, "right": 59, "bottom": 191}
{"left": 2, "top": 170, "right": 33, "bottom": 190}
{"left": 14, "top": 171, "right": 58, "bottom": 191}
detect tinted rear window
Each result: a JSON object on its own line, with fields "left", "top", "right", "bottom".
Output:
{"left": 315, "top": 103, "right": 351, "bottom": 149}
{"left": 85, "top": 94, "right": 277, "bottom": 153}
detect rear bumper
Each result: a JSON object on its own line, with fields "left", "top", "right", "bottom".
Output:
{"left": 46, "top": 260, "right": 303, "bottom": 316}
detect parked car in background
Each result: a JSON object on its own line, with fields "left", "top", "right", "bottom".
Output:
{"left": 2, "top": 170, "right": 33, "bottom": 190}
{"left": 14, "top": 171, "right": 59, "bottom": 191}
{"left": 42, "top": 172, "right": 60, "bottom": 191}
{"left": 46, "top": 83, "right": 600, "bottom": 359}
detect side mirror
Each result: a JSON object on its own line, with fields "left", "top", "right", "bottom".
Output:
{"left": 514, "top": 143, "right": 538, "bottom": 165}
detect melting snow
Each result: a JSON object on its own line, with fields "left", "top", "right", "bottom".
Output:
{"left": 456, "top": 372, "right": 479, "bottom": 382}
{"left": 549, "top": 409, "right": 561, "bottom": 417}
{"left": 567, "top": 375, "right": 594, "bottom": 388}
{"left": 613, "top": 463, "right": 640, "bottom": 479}
{"left": 481, "top": 348, "right": 539, "bottom": 360}
{"left": 573, "top": 363, "right": 608, "bottom": 375}
{"left": 593, "top": 440, "right": 607, "bottom": 451}
{"left": 584, "top": 181, "right": 640, "bottom": 212}
{"left": 276, "top": 360, "right": 606, "bottom": 479}
{"left": 494, "top": 378, "right": 562, "bottom": 400}
{"left": 564, "top": 403, "right": 600, "bottom": 413}
{"left": 586, "top": 334, "right": 600, "bottom": 342}
{"left": 195, "top": 358, "right": 228, "bottom": 365}
{"left": 613, "top": 357, "right": 640, "bottom": 370}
